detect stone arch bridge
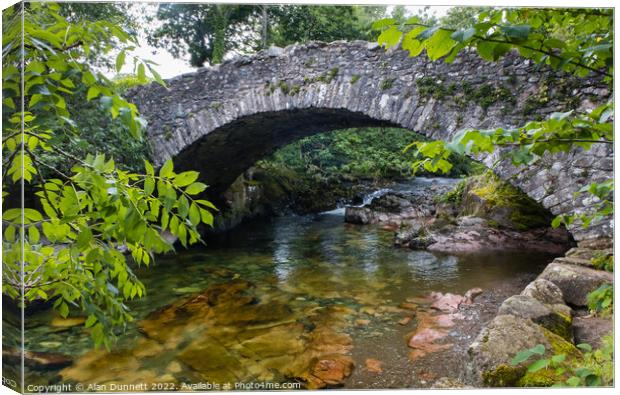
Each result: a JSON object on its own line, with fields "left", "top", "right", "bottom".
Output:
{"left": 130, "top": 41, "right": 612, "bottom": 241}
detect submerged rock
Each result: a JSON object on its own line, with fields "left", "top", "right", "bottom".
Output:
{"left": 364, "top": 358, "right": 383, "bottom": 373}
{"left": 63, "top": 280, "right": 356, "bottom": 389}
{"left": 50, "top": 316, "right": 86, "bottom": 328}
{"left": 405, "top": 304, "right": 465, "bottom": 361}
{"left": 3, "top": 347, "right": 73, "bottom": 370}
{"left": 408, "top": 326, "right": 453, "bottom": 361}
{"left": 430, "top": 292, "right": 465, "bottom": 313}
{"left": 305, "top": 354, "right": 354, "bottom": 388}
{"left": 537, "top": 261, "right": 613, "bottom": 306}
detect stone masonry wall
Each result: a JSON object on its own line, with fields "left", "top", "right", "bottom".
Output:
{"left": 129, "top": 41, "right": 613, "bottom": 241}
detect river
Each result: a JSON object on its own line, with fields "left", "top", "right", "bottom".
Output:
{"left": 15, "top": 178, "right": 559, "bottom": 389}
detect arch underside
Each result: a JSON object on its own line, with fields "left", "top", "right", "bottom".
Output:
{"left": 170, "top": 104, "right": 612, "bottom": 243}
{"left": 172, "top": 108, "right": 397, "bottom": 195}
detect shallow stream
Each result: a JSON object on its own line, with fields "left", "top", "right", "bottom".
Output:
{"left": 13, "top": 178, "right": 559, "bottom": 390}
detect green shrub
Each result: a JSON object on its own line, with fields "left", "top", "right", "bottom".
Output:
{"left": 511, "top": 335, "right": 614, "bottom": 387}
{"left": 587, "top": 283, "right": 613, "bottom": 317}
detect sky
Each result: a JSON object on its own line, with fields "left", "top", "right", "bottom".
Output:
{"left": 121, "top": 3, "right": 452, "bottom": 79}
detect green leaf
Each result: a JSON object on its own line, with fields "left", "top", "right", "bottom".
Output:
{"left": 87, "top": 85, "right": 100, "bottom": 100}
{"left": 584, "top": 374, "right": 602, "bottom": 386}
{"left": 28, "top": 226, "right": 40, "bottom": 243}
{"left": 137, "top": 63, "right": 146, "bottom": 81}
{"left": 511, "top": 350, "right": 534, "bottom": 365}
{"left": 188, "top": 203, "right": 200, "bottom": 225}
{"left": 196, "top": 199, "right": 217, "bottom": 210}
{"left": 425, "top": 29, "right": 456, "bottom": 60}
{"left": 527, "top": 359, "right": 549, "bottom": 372}
{"left": 144, "top": 177, "right": 155, "bottom": 196}
{"left": 565, "top": 376, "right": 581, "bottom": 386}
{"left": 575, "top": 367, "right": 593, "bottom": 378}
{"left": 402, "top": 30, "right": 424, "bottom": 57}
{"left": 371, "top": 18, "right": 396, "bottom": 30}
{"left": 477, "top": 41, "right": 497, "bottom": 61}
{"left": 115, "top": 50, "right": 126, "bottom": 72}
{"left": 58, "top": 302, "right": 69, "bottom": 318}
{"left": 174, "top": 171, "right": 199, "bottom": 187}
{"left": 550, "top": 354, "right": 566, "bottom": 364}
{"left": 159, "top": 159, "right": 174, "bottom": 178}
{"left": 378, "top": 26, "right": 402, "bottom": 48}
{"left": 24, "top": 208, "right": 43, "bottom": 222}
{"left": 185, "top": 182, "right": 207, "bottom": 195}
{"left": 576, "top": 343, "right": 592, "bottom": 352}
{"left": 148, "top": 64, "right": 166, "bottom": 87}
{"left": 531, "top": 344, "right": 546, "bottom": 355}
{"left": 85, "top": 315, "right": 97, "bottom": 328}
{"left": 501, "top": 24, "right": 532, "bottom": 40}
{"left": 144, "top": 160, "right": 154, "bottom": 176}
{"left": 4, "top": 226, "right": 16, "bottom": 242}
{"left": 451, "top": 27, "right": 476, "bottom": 43}
{"left": 404, "top": 16, "right": 421, "bottom": 25}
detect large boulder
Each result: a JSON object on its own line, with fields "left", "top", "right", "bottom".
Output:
{"left": 537, "top": 261, "right": 613, "bottom": 306}
{"left": 344, "top": 192, "right": 435, "bottom": 226}
{"left": 466, "top": 314, "right": 579, "bottom": 387}
{"left": 344, "top": 206, "right": 371, "bottom": 224}
{"left": 497, "top": 295, "right": 572, "bottom": 341}
{"left": 520, "top": 279, "right": 564, "bottom": 306}
{"left": 409, "top": 225, "right": 571, "bottom": 255}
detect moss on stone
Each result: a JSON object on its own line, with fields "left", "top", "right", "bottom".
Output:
{"left": 517, "top": 368, "right": 562, "bottom": 387}
{"left": 350, "top": 74, "right": 360, "bottom": 84}
{"left": 415, "top": 77, "right": 516, "bottom": 110}
{"left": 466, "top": 172, "right": 552, "bottom": 230}
{"left": 539, "top": 313, "right": 573, "bottom": 342}
{"left": 542, "top": 328, "right": 581, "bottom": 358}
{"left": 437, "top": 179, "right": 466, "bottom": 205}
{"left": 163, "top": 126, "right": 173, "bottom": 141}
{"left": 482, "top": 364, "right": 526, "bottom": 387}
{"left": 277, "top": 80, "right": 290, "bottom": 95}
{"left": 289, "top": 85, "right": 301, "bottom": 96}
{"left": 380, "top": 77, "right": 396, "bottom": 91}
{"left": 328, "top": 67, "right": 339, "bottom": 80}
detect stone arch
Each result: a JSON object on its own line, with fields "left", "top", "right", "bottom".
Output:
{"left": 130, "top": 41, "right": 612, "bottom": 241}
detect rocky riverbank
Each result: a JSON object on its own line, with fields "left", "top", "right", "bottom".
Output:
{"left": 466, "top": 239, "right": 613, "bottom": 387}
{"left": 345, "top": 173, "right": 575, "bottom": 254}
{"left": 212, "top": 166, "right": 390, "bottom": 231}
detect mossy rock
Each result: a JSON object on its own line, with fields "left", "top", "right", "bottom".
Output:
{"left": 467, "top": 314, "right": 580, "bottom": 387}
{"left": 482, "top": 364, "right": 527, "bottom": 387}
{"left": 542, "top": 328, "right": 580, "bottom": 358}
{"left": 458, "top": 172, "right": 552, "bottom": 231}
{"left": 497, "top": 295, "right": 573, "bottom": 341}
{"left": 517, "top": 367, "right": 563, "bottom": 387}
{"left": 516, "top": 329, "right": 581, "bottom": 388}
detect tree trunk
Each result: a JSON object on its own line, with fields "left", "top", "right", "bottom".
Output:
{"left": 261, "top": 5, "right": 268, "bottom": 48}
{"left": 212, "top": 6, "right": 227, "bottom": 64}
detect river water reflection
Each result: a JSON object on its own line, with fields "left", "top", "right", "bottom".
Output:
{"left": 20, "top": 178, "right": 558, "bottom": 389}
